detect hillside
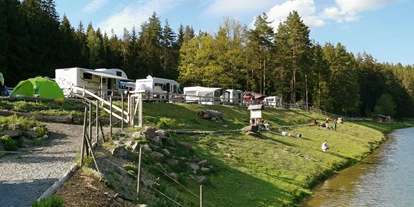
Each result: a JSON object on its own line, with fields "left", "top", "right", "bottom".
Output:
{"left": 88, "top": 102, "right": 406, "bottom": 207}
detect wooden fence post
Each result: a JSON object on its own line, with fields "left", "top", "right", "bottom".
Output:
{"left": 121, "top": 92, "right": 124, "bottom": 130}
{"left": 109, "top": 96, "right": 113, "bottom": 138}
{"left": 137, "top": 147, "right": 142, "bottom": 198}
{"left": 89, "top": 102, "right": 92, "bottom": 143}
{"left": 200, "top": 185, "right": 203, "bottom": 207}
{"left": 95, "top": 100, "right": 99, "bottom": 143}
{"left": 80, "top": 107, "right": 88, "bottom": 166}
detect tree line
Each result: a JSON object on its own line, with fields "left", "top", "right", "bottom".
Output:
{"left": 1, "top": 0, "right": 414, "bottom": 118}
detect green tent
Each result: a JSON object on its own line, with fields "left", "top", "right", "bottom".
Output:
{"left": 11, "top": 77, "right": 64, "bottom": 98}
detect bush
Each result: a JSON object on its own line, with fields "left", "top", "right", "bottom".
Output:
{"left": 31, "top": 195, "right": 64, "bottom": 207}
{"left": 1, "top": 135, "right": 18, "bottom": 151}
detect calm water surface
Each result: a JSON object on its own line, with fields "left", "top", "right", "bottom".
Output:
{"left": 301, "top": 127, "right": 414, "bottom": 207}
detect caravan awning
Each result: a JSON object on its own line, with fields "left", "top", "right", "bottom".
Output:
{"left": 80, "top": 69, "right": 131, "bottom": 81}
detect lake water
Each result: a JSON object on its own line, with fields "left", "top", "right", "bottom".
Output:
{"left": 301, "top": 127, "right": 414, "bottom": 207}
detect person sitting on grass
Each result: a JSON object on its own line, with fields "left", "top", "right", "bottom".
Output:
{"left": 321, "top": 140, "right": 328, "bottom": 152}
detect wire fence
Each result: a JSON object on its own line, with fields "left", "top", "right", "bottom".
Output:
{"left": 91, "top": 149, "right": 209, "bottom": 207}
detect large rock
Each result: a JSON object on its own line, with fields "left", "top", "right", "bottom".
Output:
{"left": 162, "top": 148, "right": 171, "bottom": 156}
{"left": 241, "top": 125, "right": 258, "bottom": 132}
{"left": 151, "top": 136, "right": 163, "bottom": 146}
{"left": 178, "top": 142, "right": 192, "bottom": 150}
{"left": 165, "top": 137, "right": 176, "bottom": 147}
{"left": 166, "top": 158, "right": 179, "bottom": 166}
{"left": 0, "top": 130, "right": 22, "bottom": 138}
{"left": 198, "top": 160, "right": 208, "bottom": 167}
{"left": 198, "top": 176, "right": 208, "bottom": 184}
{"left": 151, "top": 151, "right": 164, "bottom": 159}
{"left": 186, "top": 162, "right": 200, "bottom": 174}
{"left": 169, "top": 172, "right": 179, "bottom": 181}
{"left": 142, "top": 143, "right": 152, "bottom": 152}
{"left": 132, "top": 132, "right": 144, "bottom": 140}
{"left": 155, "top": 130, "right": 168, "bottom": 139}
{"left": 111, "top": 146, "right": 128, "bottom": 158}
{"left": 143, "top": 126, "right": 156, "bottom": 138}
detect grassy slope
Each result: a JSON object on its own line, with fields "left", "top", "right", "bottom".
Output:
{"left": 140, "top": 103, "right": 408, "bottom": 207}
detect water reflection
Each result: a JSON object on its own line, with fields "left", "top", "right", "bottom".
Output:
{"left": 301, "top": 128, "right": 414, "bottom": 207}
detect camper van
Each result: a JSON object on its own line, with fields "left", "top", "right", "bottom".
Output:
{"left": 221, "top": 89, "right": 243, "bottom": 105}
{"left": 183, "top": 86, "right": 223, "bottom": 105}
{"left": 55, "top": 67, "right": 130, "bottom": 97}
{"left": 263, "top": 96, "right": 283, "bottom": 107}
{"left": 135, "top": 75, "right": 182, "bottom": 101}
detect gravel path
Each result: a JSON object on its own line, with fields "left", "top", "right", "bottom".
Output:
{"left": 0, "top": 123, "right": 84, "bottom": 207}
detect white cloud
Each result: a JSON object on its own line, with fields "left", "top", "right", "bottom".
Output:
{"left": 257, "top": 0, "right": 403, "bottom": 30}
{"left": 262, "top": 0, "right": 325, "bottom": 29}
{"left": 82, "top": 0, "right": 109, "bottom": 14}
{"left": 203, "top": 0, "right": 276, "bottom": 16}
{"left": 97, "top": 0, "right": 183, "bottom": 36}
{"left": 321, "top": 0, "right": 402, "bottom": 22}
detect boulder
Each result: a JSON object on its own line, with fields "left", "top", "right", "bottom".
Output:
{"left": 240, "top": 125, "right": 258, "bottom": 132}
{"left": 111, "top": 146, "right": 128, "bottom": 158}
{"left": 0, "top": 130, "right": 22, "bottom": 138}
{"left": 165, "top": 137, "right": 176, "bottom": 147}
{"left": 186, "top": 162, "right": 200, "bottom": 174}
{"left": 142, "top": 143, "right": 152, "bottom": 152}
{"left": 198, "top": 160, "right": 209, "bottom": 167}
{"left": 155, "top": 130, "right": 168, "bottom": 139}
{"left": 151, "top": 151, "right": 164, "bottom": 159}
{"left": 178, "top": 142, "right": 192, "bottom": 150}
{"left": 151, "top": 136, "right": 163, "bottom": 146}
{"left": 198, "top": 176, "right": 208, "bottom": 184}
{"left": 162, "top": 148, "right": 171, "bottom": 156}
{"left": 201, "top": 167, "right": 210, "bottom": 172}
{"left": 132, "top": 132, "right": 144, "bottom": 140}
{"left": 166, "top": 158, "right": 179, "bottom": 166}
{"left": 143, "top": 126, "right": 156, "bottom": 138}
{"left": 168, "top": 172, "right": 179, "bottom": 181}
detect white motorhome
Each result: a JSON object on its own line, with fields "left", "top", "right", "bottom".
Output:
{"left": 183, "top": 86, "right": 223, "bottom": 105}
{"left": 263, "top": 96, "right": 283, "bottom": 107}
{"left": 221, "top": 89, "right": 243, "bottom": 105}
{"left": 55, "top": 67, "right": 130, "bottom": 97}
{"left": 135, "top": 75, "right": 182, "bottom": 101}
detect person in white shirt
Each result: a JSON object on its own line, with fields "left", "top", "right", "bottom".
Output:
{"left": 321, "top": 140, "right": 328, "bottom": 152}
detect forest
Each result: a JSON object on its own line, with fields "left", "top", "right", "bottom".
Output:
{"left": 1, "top": 0, "right": 414, "bottom": 118}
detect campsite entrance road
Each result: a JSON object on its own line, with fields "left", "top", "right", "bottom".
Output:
{"left": 0, "top": 123, "right": 83, "bottom": 207}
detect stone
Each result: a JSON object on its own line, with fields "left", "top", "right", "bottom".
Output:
{"left": 111, "top": 146, "right": 128, "bottom": 158}
{"left": 166, "top": 158, "right": 179, "bottom": 166}
{"left": 143, "top": 126, "right": 156, "bottom": 138}
{"left": 240, "top": 125, "right": 258, "bottom": 132}
{"left": 0, "top": 130, "right": 22, "bottom": 138}
{"left": 113, "top": 141, "right": 124, "bottom": 146}
{"left": 201, "top": 167, "right": 210, "bottom": 172}
{"left": 186, "top": 162, "right": 200, "bottom": 174}
{"left": 124, "top": 140, "right": 136, "bottom": 148}
{"left": 165, "top": 137, "right": 176, "bottom": 147}
{"left": 162, "top": 148, "right": 171, "bottom": 156}
{"left": 178, "top": 142, "right": 192, "bottom": 150}
{"left": 155, "top": 129, "right": 168, "bottom": 139}
{"left": 142, "top": 143, "right": 152, "bottom": 152}
{"left": 151, "top": 151, "right": 164, "bottom": 159}
{"left": 198, "top": 176, "right": 208, "bottom": 184}
{"left": 132, "top": 131, "right": 144, "bottom": 140}
{"left": 223, "top": 124, "right": 228, "bottom": 128}
{"left": 198, "top": 160, "right": 208, "bottom": 167}
{"left": 169, "top": 172, "right": 179, "bottom": 181}
{"left": 151, "top": 136, "right": 163, "bottom": 146}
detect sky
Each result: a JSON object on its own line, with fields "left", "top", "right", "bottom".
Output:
{"left": 55, "top": 0, "right": 414, "bottom": 65}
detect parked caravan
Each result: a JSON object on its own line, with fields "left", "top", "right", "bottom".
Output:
{"left": 135, "top": 75, "right": 182, "bottom": 101}
{"left": 183, "top": 86, "right": 223, "bottom": 105}
{"left": 263, "top": 96, "right": 282, "bottom": 107}
{"left": 221, "top": 89, "right": 243, "bottom": 105}
{"left": 55, "top": 67, "right": 130, "bottom": 97}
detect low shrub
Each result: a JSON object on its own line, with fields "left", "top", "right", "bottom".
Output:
{"left": 31, "top": 195, "right": 64, "bottom": 207}
{"left": 1, "top": 135, "right": 18, "bottom": 151}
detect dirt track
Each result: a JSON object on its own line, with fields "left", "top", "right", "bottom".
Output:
{"left": 0, "top": 123, "right": 83, "bottom": 207}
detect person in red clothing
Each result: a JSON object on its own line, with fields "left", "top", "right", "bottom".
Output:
{"left": 325, "top": 118, "right": 329, "bottom": 129}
